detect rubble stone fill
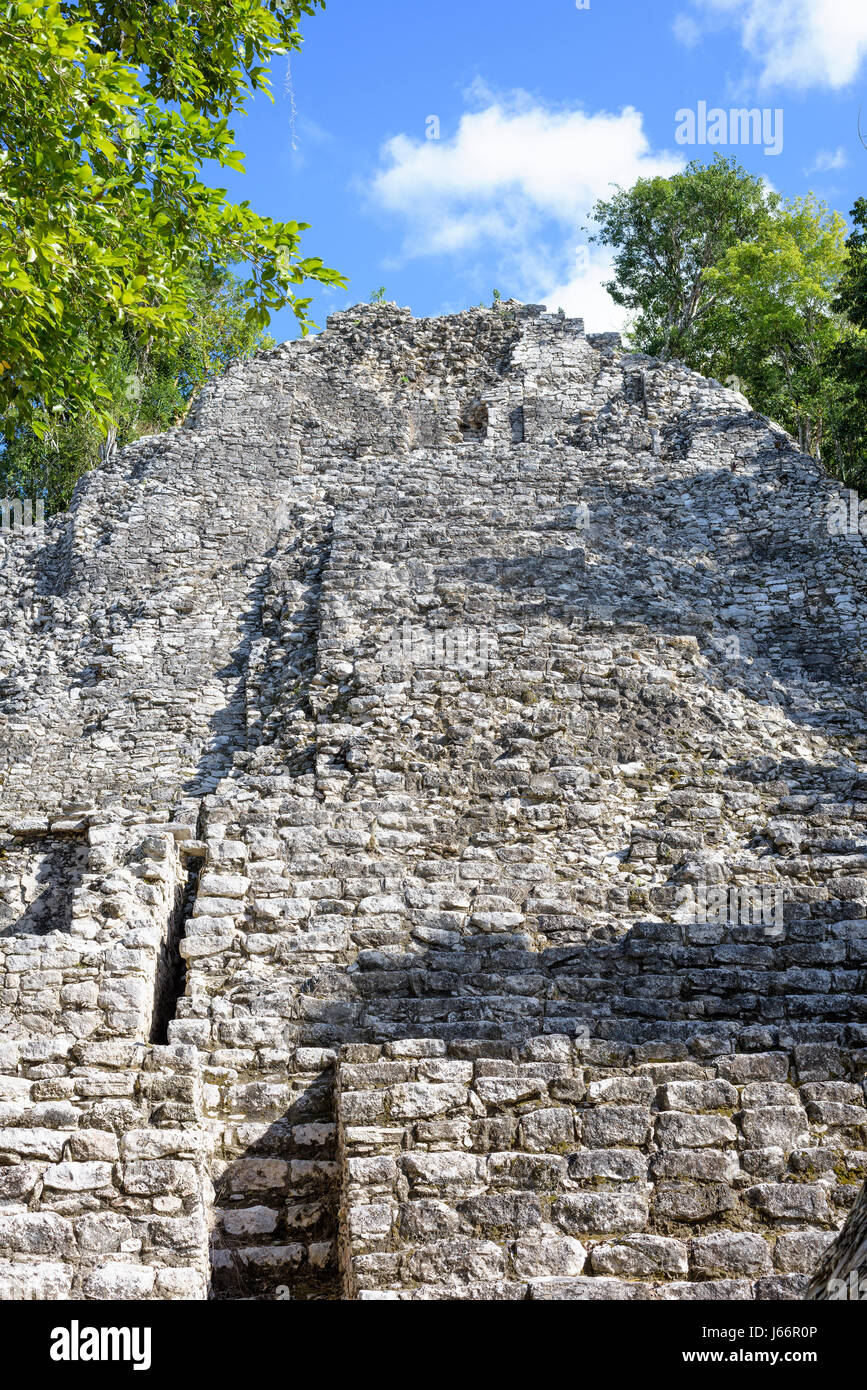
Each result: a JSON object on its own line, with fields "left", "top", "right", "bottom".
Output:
{"left": 1, "top": 301, "right": 866, "bottom": 1300}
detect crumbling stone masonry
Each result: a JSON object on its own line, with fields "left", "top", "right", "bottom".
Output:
{"left": 1, "top": 302, "right": 866, "bottom": 1300}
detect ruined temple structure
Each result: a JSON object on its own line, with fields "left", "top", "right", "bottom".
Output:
{"left": 2, "top": 300, "right": 867, "bottom": 1302}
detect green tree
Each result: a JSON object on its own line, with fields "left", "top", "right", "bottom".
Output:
{"left": 825, "top": 199, "right": 867, "bottom": 488}
{"left": 702, "top": 197, "right": 849, "bottom": 460}
{"left": 1, "top": 1, "right": 345, "bottom": 435}
{"left": 590, "top": 154, "right": 776, "bottom": 360}
{"left": 1, "top": 263, "right": 275, "bottom": 514}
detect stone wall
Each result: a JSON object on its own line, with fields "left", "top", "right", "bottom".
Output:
{"left": 1, "top": 301, "right": 865, "bottom": 1299}
{"left": 0, "top": 817, "right": 211, "bottom": 1297}
{"left": 338, "top": 1035, "right": 865, "bottom": 1300}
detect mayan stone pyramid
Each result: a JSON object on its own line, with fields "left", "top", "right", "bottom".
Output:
{"left": 1, "top": 300, "right": 866, "bottom": 1301}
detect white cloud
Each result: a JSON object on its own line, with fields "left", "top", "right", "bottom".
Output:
{"left": 542, "top": 249, "right": 632, "bottom": 334}
{"left": 684, "top": 0, "right": 867, "bottom": 90}
{"left": 672, "top": 12, "right": 702, "bottom": 48}
{"left": 368, "top": 90, "right": 683, "bottom": 332}
{"left": 805, "top": 146, "right": 849, "bottom": 175}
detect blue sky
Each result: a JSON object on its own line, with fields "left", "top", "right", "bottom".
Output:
{"left": 219, "top": 0, "right": 867, "bottom": 339}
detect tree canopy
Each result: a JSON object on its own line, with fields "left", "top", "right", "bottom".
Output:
{"left": 1, "top": 1, "right": 346, "bottom": 439}
{"left": 702, "top": 197, "right": 848, "bottom": 460}
{"left": 1, "top": 261, "right": 277, "bottom": 514}
{"left": 592, "top": 157, "right": 866, "bottom": 488}
{"left": 825, "top": 198, "right": 867, "bottom": 488}
{"left": 590, "top": 154, "right": 776, "bottom": 362}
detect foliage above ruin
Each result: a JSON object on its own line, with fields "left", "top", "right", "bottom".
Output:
{"left": 0, "top": 1, "right": 346, "bottom": 437}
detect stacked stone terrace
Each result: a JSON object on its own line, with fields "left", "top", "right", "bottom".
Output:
{"left": 0, "top": 301, "right": 866, "bottom": 1300}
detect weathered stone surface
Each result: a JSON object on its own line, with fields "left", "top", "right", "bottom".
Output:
{"left": 689, "top": 1232, "right": 773, "bottom": 1278}
{"left": 2, "top": 300, "right": 866, "bottom": 1300}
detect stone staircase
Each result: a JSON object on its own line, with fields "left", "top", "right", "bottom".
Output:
{"left": 0, "top": 302, "right": 866, "bottom": 1299}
